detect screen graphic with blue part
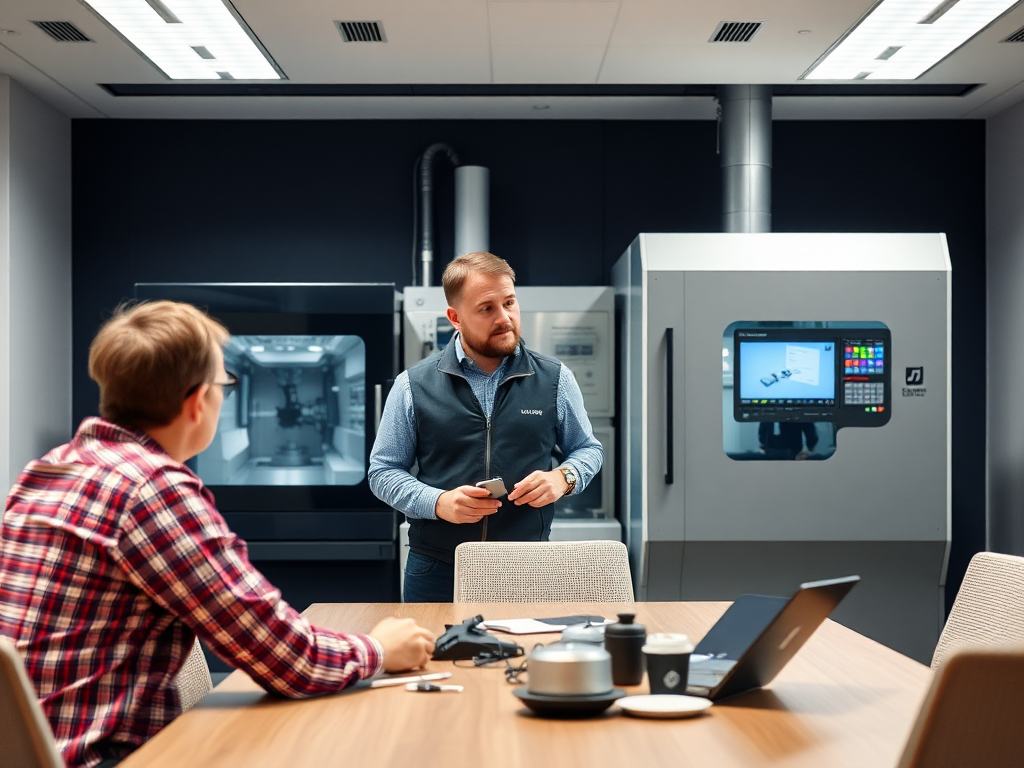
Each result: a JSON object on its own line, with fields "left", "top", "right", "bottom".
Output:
{"left": 739, "top": 341, "right": 836, "bottom": 404}
{"left": 193, "top": 334, "right": 367, "bottom": 487}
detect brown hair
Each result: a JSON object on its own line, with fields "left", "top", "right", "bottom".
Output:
{"left": 441, "top": 252, "right": 516, "bottom": 307}
{"left": 88, "top": 301, "right": 229, "bottom": 429}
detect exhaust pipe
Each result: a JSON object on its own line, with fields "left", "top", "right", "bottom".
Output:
{"left": 717, "top": 85, "right": 772, "bottom": 233}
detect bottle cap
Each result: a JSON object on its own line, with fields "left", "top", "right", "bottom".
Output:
{"left": 604, "top": 612, "right": 646, "bottom": 637}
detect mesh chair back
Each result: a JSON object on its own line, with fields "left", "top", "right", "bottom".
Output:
{"left": 0, "top": 637, "right": 63, "bottom": 768}
{"left": 174, "top": 638, "right": 213, "bottom": 712}
{"left": 453, "top": 541, "right": 634, "bottom": 603}
{"left": 898, "top": 646, "right": 1024, "bottom": 768}
{"left": 932, "top": 551, "right": 1024, "bottom": 670}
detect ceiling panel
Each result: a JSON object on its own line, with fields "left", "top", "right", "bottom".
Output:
{"left": 0, "top": 0, "right": 1021, "bottom": 119}
{"left": 488, "top": 2, "right": 620, "bottom": 47}
{"left": 492, "top": 44, "right": 607, "bottom": 81}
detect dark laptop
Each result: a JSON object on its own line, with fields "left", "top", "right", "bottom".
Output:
{"left": 685, "top": 575, "right": 860, "bottom": 701}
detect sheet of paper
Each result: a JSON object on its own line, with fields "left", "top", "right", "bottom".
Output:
{"left": 478, "top": 617, "right": 612, "bottom": 635}
{"left": 785, "top": 345, "right": 821, "bottom": 387}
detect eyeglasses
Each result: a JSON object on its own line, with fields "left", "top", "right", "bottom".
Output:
{"left": 185, "top": 371, "right": 238, "bottom": 400}
{"left": 452, "top": 642, "right": 532, "bottom": 685}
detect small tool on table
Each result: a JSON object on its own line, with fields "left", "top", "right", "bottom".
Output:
{"left": 406, "top": 681, "right": 463, "bottom": 693}
{"left": 369, "top": 672, "right": 453, "bottom": 688}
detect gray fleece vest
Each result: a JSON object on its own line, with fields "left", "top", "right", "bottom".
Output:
{"left": 406, "top": 337, "right": 561, "bottom": 564}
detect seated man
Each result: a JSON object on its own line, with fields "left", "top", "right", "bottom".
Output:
{"left": 0, "top": 301, "right": 434, "bottom": 768}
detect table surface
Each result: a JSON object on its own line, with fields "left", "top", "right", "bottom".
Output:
{"left": 119, "top": 602, "right": 933, "bottom": 768}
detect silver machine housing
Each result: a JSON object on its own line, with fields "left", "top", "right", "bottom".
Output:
{"left": 613, "top": 232, "right": 951, "bottom": 663}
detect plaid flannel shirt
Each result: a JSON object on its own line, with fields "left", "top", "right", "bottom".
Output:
{"left": 0, "top": 418, "right": 383, "bottom": 768}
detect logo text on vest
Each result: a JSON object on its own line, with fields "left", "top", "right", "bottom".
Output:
{"left": 521, "top": 409, "right": 543, "bottom": 416}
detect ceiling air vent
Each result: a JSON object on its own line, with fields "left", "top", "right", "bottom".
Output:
{"left": 1003, "top": 25, "right": 1024, "bottom": 43}
{"left": 710, "top": 21, "right": 765, "bottom": 43}
{"left": 31, "top": 21, "right": 92, "bottom": 43}
{"left": 336, "top": 21, "right": 387, "bottom": 43}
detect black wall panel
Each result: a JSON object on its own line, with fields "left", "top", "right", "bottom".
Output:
{"left": 71, "top": 118, "right": 984, "bottom": 617}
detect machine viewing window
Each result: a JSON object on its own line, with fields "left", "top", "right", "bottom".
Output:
{"left": 193, "top": 334, "right": 367, "bottom": 486}
{"left": 723, "top": 322, "right": 891, "bottom": 462}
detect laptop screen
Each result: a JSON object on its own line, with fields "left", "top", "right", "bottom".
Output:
{"left": 693, "top": 595, "right": 788, "bottom": 659}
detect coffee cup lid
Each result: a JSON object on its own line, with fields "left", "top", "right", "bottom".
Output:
{"left": 642, "top": 633, "right": 694, "bottom": 654}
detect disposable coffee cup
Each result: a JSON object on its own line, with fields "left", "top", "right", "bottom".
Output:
{"left": 642, "top": 633, "right": 695, "bottom": 696}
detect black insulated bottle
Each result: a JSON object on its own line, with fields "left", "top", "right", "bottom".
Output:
{"left": 604, "top": 612, "right": 646, "bottom": 686}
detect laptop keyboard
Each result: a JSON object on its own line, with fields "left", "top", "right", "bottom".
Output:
{"left": 687, "top": 658, "right": 736, "bottom": 690}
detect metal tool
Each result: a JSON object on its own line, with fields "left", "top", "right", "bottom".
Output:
{"left": 406, "top": 682, "right": 464, "bottom": 692}
{"left": 369, "top": 672, "right": 453, "bottom": 688}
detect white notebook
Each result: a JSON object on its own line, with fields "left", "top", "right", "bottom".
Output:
{"left": 478, "top": 617, "right": 612, "bottom": 635}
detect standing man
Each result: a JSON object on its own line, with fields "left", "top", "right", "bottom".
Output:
{"left": 369, "top": 252, "right": 604, "bottom": 602}
{"left": 0, "top": 301, "right": 434, "bottom": 768}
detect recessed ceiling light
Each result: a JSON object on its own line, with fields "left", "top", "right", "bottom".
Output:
{"left": 0, "top": 29, "right": 20, "bottom": 36}
{"left": 798, "top": 29, "right": 812, "bottom": 35}
{"left": 802, "top": 0, "right": 1020, "bottom": 80}
{"left": 82, "top": 0, "right": 283, "bottom": 80}
{"left": 533, "top": 104, "right": 550, "bottom": 110}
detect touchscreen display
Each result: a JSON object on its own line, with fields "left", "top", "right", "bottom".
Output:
{"left": 738, "top": 341, "right": 837, "bottom": 404}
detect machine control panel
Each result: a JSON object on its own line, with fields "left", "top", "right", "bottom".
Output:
{"left": 734, "top": 326, "right": 891, "bottom": 429}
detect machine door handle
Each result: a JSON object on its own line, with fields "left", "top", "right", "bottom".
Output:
{"left": 665, "top": 328, "right": 674, "bottom": 485}
{"left": 374, "top": 384, "right": 383, "bottom": 435}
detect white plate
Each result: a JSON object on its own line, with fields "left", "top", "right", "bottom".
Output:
{"left": 616, "top": 694, "right": 712, "bottom": 719}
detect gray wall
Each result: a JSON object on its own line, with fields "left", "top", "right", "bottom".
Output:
{"left": 0, "top": 75, "right": 72, "bottom": 496}
{"left": 987, "top": 99, "right": 1024, "bottom": 555}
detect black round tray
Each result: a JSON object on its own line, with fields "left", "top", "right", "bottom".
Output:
{"left": 512, "top": 688, "right": 626, "bottom": 718}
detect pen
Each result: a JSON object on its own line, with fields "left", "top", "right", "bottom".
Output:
{"left": 406, "top": 682, "right": 464, "bottom": 693}
{"left": 369, "top": 672, "right": 453, "bottom": 688}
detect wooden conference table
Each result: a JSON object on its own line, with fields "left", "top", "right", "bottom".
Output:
{"left": 119, "top": 602, "right": 933, "bottom": 768}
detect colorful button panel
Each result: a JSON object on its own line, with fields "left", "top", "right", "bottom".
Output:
{"left": 844, "top": 345, "right": 884, "bottom": 375}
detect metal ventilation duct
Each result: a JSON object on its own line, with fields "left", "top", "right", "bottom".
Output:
{"left": 31, "top": 21, "right": 92, "bottom": 42}
{"left": 455, "top": 166, "right": 490, "bottom": 257}
{"left": 710, "top": 21, "right": 765, "bottom": 43}
{"left": 1003, "top": 24, "right": 1024, "bottom": 42}
{"left": 717, "top": 84, "right": 772, "bottom": 233}
{"left": 336, "top": 21, "right": 387, "bottom": 42}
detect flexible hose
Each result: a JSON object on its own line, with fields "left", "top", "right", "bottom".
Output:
{"left": 418, "top": 143, "right": 460, "bottom": 286}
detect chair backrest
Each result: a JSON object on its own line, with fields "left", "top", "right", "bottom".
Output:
{"left": 453, "top": 540, "right": 634, "bottom": 603}
{"left": 898, "top": 646, "right": 1024, "bottom": 768}
{"left": 174, "top": 638, "right": 213, "bottom": 712}
{"left": 0, "top": 637, "right": 63, "bottom": 768}
{"left": 932, "top": 551, "right": 1024, "bottom": 670}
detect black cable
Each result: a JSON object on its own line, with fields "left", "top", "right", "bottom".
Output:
{"left": 411, "top": 154, "right": 422, "bottom": 287}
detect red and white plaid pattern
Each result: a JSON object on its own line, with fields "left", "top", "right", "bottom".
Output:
{"left": 0, "top": 418, "right": 383, "bottom": 768}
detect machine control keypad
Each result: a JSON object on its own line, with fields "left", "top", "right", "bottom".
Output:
{"left": 844, "top": 381, "right": 884, "bottom": 406}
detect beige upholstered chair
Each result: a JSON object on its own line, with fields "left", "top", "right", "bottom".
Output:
{"left": 0, "top": 636, "right": 63, "bottom": 768}
{"left": 453, "top": 540, "right": 634, "bottom": 603}
{"left": 174, "top": 638, "right": 213, "bottom": 712}
{"left": 898, "top": 646, "right": 1024, "bottom": 768}
{"left": 931, "top": 551, "right": 1024, "bottom": 671}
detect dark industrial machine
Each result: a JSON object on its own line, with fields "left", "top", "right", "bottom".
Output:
{"left": 135, "top": 282, "right": 401, "bottom": 606}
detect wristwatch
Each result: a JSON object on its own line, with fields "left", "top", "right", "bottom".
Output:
{"left": 558, "top": 465, "right": 578, "bottom": 496}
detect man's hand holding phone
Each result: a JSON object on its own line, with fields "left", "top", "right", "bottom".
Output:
{"left": 435, "top": 484, "right": 501, "bottom": 524}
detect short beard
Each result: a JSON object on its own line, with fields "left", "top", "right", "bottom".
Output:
{"left": 466, "top": 327, "right": 520, "bottom": 359}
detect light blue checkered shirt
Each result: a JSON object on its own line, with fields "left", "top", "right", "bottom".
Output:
{"left": 368, "top": 334, "right": 604, "bottom": 520}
